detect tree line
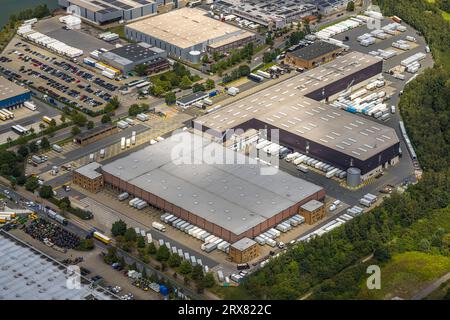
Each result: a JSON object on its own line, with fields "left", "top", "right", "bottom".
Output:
{"left": 230, "top": 0, "right": 450, "bottom": 300}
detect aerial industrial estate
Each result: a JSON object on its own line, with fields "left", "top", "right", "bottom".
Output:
{"left": 0, "top": 0, "right": 447, "bottom": 304}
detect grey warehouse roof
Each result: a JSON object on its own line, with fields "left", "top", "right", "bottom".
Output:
{"left": 195, "top": 52, "right": 399, "bottom": 161}
{"left": 290, "top": 40, "right": 342, "bottom": 60}
{"left": 300, "top": 199, "right": 324, "bottom": 212}
{"left": 101, "top": 43, "right": 165, "bottom": 66}
{"left": 102, "top": 132, "right": 323, "bottom": 235}
{"left": 0, "top": 76, "right": 29, "bottom": 101}
{"left": 231, "top": 237, "right": 257, "bottom": 251}
{"left": 0, "top": 231, "right": 114, "bottom": 300}
{"left": 75, "top": 162, "right": 102, "bottom": 179}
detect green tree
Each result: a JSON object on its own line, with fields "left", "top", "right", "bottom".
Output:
{"left": 39, "top": 185, "right": 53, "bottom": 199}
{"left": 40, "top": 137, "right": 50, "bottom": 149}
{"left": 147, "top": 242, "right": 157, "bottom": 255}
{"left": 191, "top": 264, "right": 204, "bottom": 281}
{"left": 179, "top": 260, "right": 192, "bottom": 275}
{"left": 156, "top": 245, "right": 170, "bottom": 261}
{"left": 167, "top": 253, "right": 181, "bottom": 268}
{"left": 87, "top": 121, "right": 94, "bottom": 130}
{"left": 101, "top": 114, "right": 111, "bottom": 123}
{"left": 137, "top": 236, "right": 146, "bottom": 248}
{"left": 71, "top": 113, "right": 87, "bottom": 127}
{"left": 24, "top": 176, "right": 39, "bottom": 192}
{"left": 164, "top": 91, "right": 176, "bottom": 105}
{"left": 238, "top": 65, "right": 251, "bottom": 77}
{"left": 28, "top": 141, "right": 38, "bottom": 153}
{"left": 202, "top": 272, "right": 216, "bottom": 288}
{"left": 179, "top": 75, "right": 192, "bottom": 89}
{"left": 205, "top": 79, "right": 215, "bottom": 90}
{"left": 17, "top": 145, "right": 29, "bottom": 158}
{"left": 111, "top": 220, "right": 127, "bottom": 237}
{"left": 346, "top": 1, "right": 355, "bottom": 11}
{"left": 128, "top": 104, "right": 141, "bottom": 116}
{"left": 124, "top": 228, "right": 137, "bottom": 242}
{"left": 71, "top": 126, "right": 81, "bottom": 136}
{"left": 192, "top": 83, "right": 205, "bottom": 93}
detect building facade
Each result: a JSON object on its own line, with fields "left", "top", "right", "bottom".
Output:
{"left": 100, "top": 42, "right": 168, "bottom": 73}
{"left": 285, "top": 41, "right": 344, "bottom": 69}
{"left": 73, "top": 162, "right": 104, "bottom": 193}
{"left": 125, "top": 8, "right": 256, "bottom": 62}
{"left": 0, "top": 77, "right": 31, "bottom": 110}
{"left": 74, "top": 125, "right": 118, "bottom": 146}
{"left": 229, "top": 238, "right": 259, "bottom": 263}
{"left": 299, "top": 200, "right": 325, "bottom": 225}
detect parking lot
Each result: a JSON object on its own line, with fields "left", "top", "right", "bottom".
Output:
{"left": 1, "top": 36, "right": 156, "bottom": 116}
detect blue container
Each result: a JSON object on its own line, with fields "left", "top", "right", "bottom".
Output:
{"left": 159, "top": 285, "right": 169, "bottom": 296}
{"left": 209, "top": 90, "right": 217, "bottom": 97}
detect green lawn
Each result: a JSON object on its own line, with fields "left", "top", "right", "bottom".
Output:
{"left": 357, "top": 251, "right": 450, "bottom": 300}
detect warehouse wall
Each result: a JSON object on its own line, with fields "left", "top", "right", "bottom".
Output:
{"left": 305, "top": 60, "right": 383, "bottom": 101}
{"left": 0, "top": 92, "right": 31, "bottom": 109}
{"left": 103, "top": 171, "right": 325, "bottom": 242}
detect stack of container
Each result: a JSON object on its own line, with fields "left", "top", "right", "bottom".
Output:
{"left": 346, "top": 205, "right": 364, "bottom": 217}
{"left": 401, "top": 52, "right": 426, "bottom": 67}
{"left": 392, "top": 40, "right": 410, "bottom": 51}
{"left": 131, "top": 131, "right": 136, "bottom": 145}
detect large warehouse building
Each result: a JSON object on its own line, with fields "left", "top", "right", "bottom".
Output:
{"left": 214, "top": 0, "right": 318, "bottom": 29}
{"left": 0, "top": 76, "right": 31, "bottom": 110}
{"left": 100, "top": 42, "right": 168, "bottom": 73}
{"left": 58, "top": 0, "right": 158, "bottom": 24}
{"left": 102, "top": 132, "right": 325, "bottom": 242}
{"left": 194, "top": 52, "right": 400, "bottom": 181}
{"left": 125, "top": 7, "right": 256, "bottom": 62}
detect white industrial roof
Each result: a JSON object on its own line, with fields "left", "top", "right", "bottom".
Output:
{"left": 126, "top": 8, "right": 250, "bottom": 49}
{"left": 102, "top": 132, "right": 323, "bottom": 235}
{"left": 0, "top": 231, "right": 115, "bottom": 300}
{"left": 195, "top": 52, "right": 399, "bottom": 161}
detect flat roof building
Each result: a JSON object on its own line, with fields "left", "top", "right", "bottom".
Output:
{"left": 176, "top": 91, "right": 209, "bottom": 108}
{"left": 0, "top": 230, "right": 115, "bottom": 300}
{"left": 0, "top": 76, "right": 31, "bottom": 109}
{"left": 285, "top": 41, "right": 344, "bottom": 69}
{"left": 74, "top": 124, "right": 118, "bottom": 146}
{"left": 300, "top": 199, "right": 325, "bottom": 224}
{"left": 100, "top": 42, "right": 167, "bottom": 73}
{"left": 125, "top": 7, "right": 256, "bottom": 62}
{"left": 73, "top": 162, "right": 104, "bottom": 193}
{"left": 58, "top": 0, "right": 158, "bottom": 24}
{"left": 194, "top": 52, "right": 400, "bottom": 179}
{"left": 102, "top": 132, "right": 325, "bottom": 242}
{"left": 215, "top": 0, "right": 318, "bottom": 29}
{"left": 229, "top": 237, "right": 259, "bottom": 263}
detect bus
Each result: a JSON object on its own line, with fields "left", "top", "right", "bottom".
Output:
{"left": 42, "top": 116, "right": 53, "bottom": 124}
{"left": 93, "top": 231, "right": 112, "bottom": 245}
{"left": 0, "top": 212, "right": 16, "bottom": 218}
{"left": 3, "top": 109, "right": 14, "bottom": 119}
{"left": 127, "top": 79, "right": 146, "bottom": 88}
{"left": 0, "top": 111, "right": 8, "bottom": 121}
{"left": 11, "top": 125, "right": 29, "bottom": 135}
